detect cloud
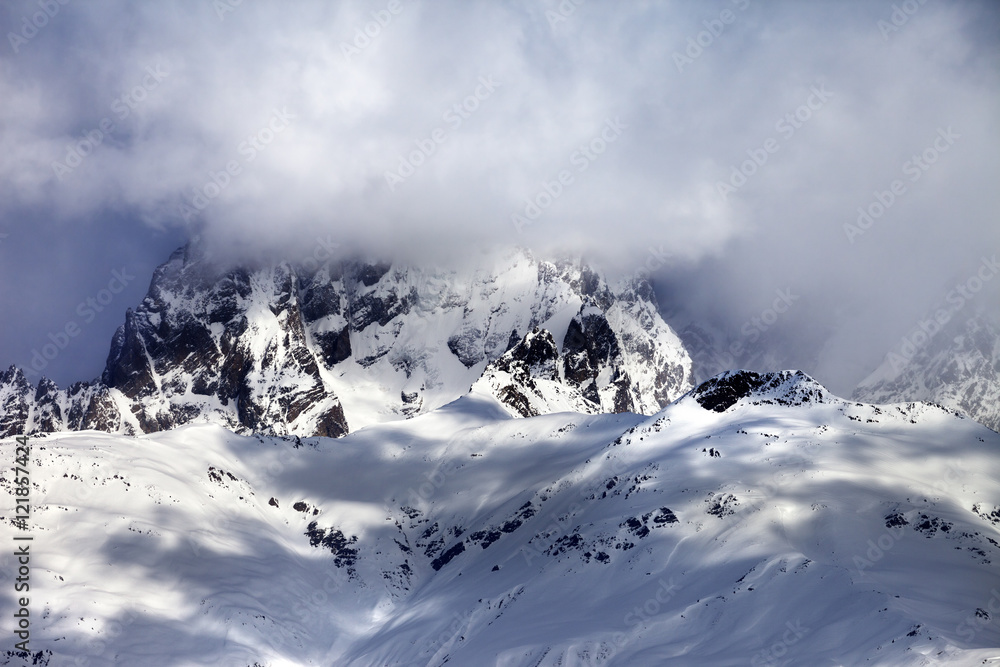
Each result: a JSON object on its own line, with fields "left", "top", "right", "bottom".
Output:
{"left": 0, "top": 0, "right": 998, "bottom": 390}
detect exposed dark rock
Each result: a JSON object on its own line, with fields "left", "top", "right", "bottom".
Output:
{"left": 470, "top": 529, "right": 503, "bottom": 549}
{"left": 646, "top": 507, "right": 678, "bottom": 525}
{"left": 448, "top": 331, "right": 484, "bottom": 368}
{"left": 692, "top": 370, "right": 830, "bottom": 413}
{"left": 913, "top": 514, "right": 952, "bottom": 537}
{"left": 706, "top": 493, "right": 739, "bottom": 518}
{"left": 357, "top": 262, "right": 391, "bottom": 287}
{"left": 0, "top": 366, "right": 31, "bottom": 436}
{"left": 620, "top": 517, "right": 650, "bottom": 539}
{"left": 0, "top": 244, "right": 692, "bottom": 440}
{"left": 32, "top": 378, "right": 63, "bottom": 433}
{"left": 305, "top": 521, "right": 359, "bottom": 569}
{"left": 694, "top": 371, "right": 769, "bottom": 412}
{"left": 313, "top": 325, "right": 352, "bottom": 366}
{"left": 430, "top": 542, "right": 465, "bottom": 571}
{"left": 561, "top": 311, "right": 620, "bottom": 406}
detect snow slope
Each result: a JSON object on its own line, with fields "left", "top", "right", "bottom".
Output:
{"left": 2, "top": 371, "right": 998, "bottom": 666}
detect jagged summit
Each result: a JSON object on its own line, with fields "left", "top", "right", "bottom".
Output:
{"left": 0, "top": 245, "right": 693, "bottom": 438}
{"left": 685, "top": 369, "right": 833, "bottom": 412}
{"left": 8, "top": 239, "right": 991, "bottom": 440}
{"left": 470, "top": 311, "right": 685, "bottom": 418}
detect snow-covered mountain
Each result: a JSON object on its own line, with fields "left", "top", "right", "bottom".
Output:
{"left": 667, "top": 300, "right": 1000, "bottom": 435}
{"left": 0, "top": 246, "right": 692, "bottom": 439}
{"left": 3, "top": 370, "right": 998, "bottom": 666}
{"left": 854, "top": 308, "right": 1000, "bottom": 433}
{"left": 3, "top": 240, "right": 995, "bottom": 440}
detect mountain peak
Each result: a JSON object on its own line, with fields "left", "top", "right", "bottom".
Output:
{"left": 1, "top": 246, "right": 693, "bottom": 438}
{"left": 688, "top": 369, "right": 832, "bottom": 412}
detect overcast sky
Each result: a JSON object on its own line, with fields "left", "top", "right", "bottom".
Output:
{"left": 1, "top": 0, "right": 998, "bottom": 392}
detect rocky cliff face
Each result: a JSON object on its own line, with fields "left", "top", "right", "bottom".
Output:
{"left": 473, "top": 290, "right": 691, "bottom": 420}
{"left": 0, "top": 245, "right": 693, "bottom": 438}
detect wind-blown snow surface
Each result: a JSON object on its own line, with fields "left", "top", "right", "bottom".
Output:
{"left": 2, "top": 372, "right": 999, "bottom": 666}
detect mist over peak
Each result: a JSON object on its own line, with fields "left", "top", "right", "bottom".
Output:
{"left": 1, "top": 0, "right": 998, "bottom": 393}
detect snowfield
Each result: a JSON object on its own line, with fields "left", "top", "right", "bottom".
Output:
{"left": 2, "top": 371, "right": 999, "bottom": 666}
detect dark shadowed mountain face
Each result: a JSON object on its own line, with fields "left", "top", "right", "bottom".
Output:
{"left": 0, "top": 245, "right": 692, "bottom": 438}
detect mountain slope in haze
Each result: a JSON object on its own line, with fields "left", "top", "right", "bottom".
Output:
{"left": 0, "top": 246, "right": 692, "bottom": 439}
{"left": 3, "top": 371, "right": 998, "bottom": 666}
{"left": 667, "top": 297, "right": 1000, "bottom": 434}
{"left": 854, "top": 308, "right": 1000, "bottom": 433}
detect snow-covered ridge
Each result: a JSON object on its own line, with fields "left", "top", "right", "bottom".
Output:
{"left": 2, "top": 379, "right": 998, "bottom": 665}
{"left": 683, "top": 369, "right": 833, "bottom": 413}
{"left": 0, "top": 245, "right": 692, "bottom": 439}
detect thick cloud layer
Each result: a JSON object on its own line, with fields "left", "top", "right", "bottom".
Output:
{"left": 1, "top": 0, "right": 998, "bottom": 390}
